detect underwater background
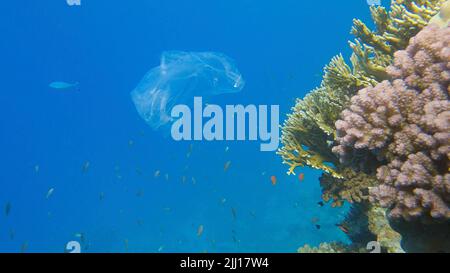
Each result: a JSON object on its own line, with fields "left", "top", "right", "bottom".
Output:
{"left": 0, "top": 0, "right": 381, "bottom": 253}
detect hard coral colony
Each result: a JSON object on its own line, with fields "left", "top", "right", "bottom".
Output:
{"left": 279, "top": 0, "right": 449, "bottom": 253}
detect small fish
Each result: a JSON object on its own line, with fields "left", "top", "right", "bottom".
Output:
{"left": 49, "top": 81, "right": 79, "bottom": 90}
{"left": 163, "top": 207, "right": 171, "bottom": 212}
{"left": 135, "top": 168, "right": 142, "bottom": 175}
{"left": 181, "top": 176, "right": 187, "bottom": 184}
{"left": 192, "top": 177, "right": 197, "bottom": 185}
{"left": 137, "top": 219, "right": 144, "bottom": 226}
{"left": 220, "top": 198, "right": 227, "bottom": 205}
{"left": 311, "top": 217, "right": 320, "bottom": 224}
{"left": 21, "top": 242, "right": 28, "bottom": 253}
{"left": 154, "top": 170, "right": 161, "bottom": 178}
{"left": 158, "top": 246, "right": 164, "bottom": 252}
{"left": 298, "top": 173, "right": 305, "bottom": 182}
{"left": 165, "top": 173, "right": 169, "bottom": 181}
{"left": 197, "top": 225, "right": 204, "bottom": 237}
{"left": 225, "top": 146, "right": 230, "bottom": 152}
{"left": 136, "top": 189, "right": 144, "bottom": 197}
{"left": 315, "top": 224, "right": 321, "bottom": 230}
{"left": 5, "top": 202, "right": 11, "bottom": 216}
{"left": 231, "top": 207, "right": 237, "bottom": 220}
{"left": 99, "top": 192, "right": 105, "bottom": 201}
{"left": 187, "top": 144, "right": 194, "bottom": 158}
{"left": 128, "top": 140, "right": 134, "bottom": 147}
{"left": 224, "top": 161, "right": 232, "bottom": 172}
{"left": 82, "top": 161, "right": 90, "bottom": 173}
{"left": 270, "top": 175, "right": 277, "bottom": 186}
{"left": 46, "top": 188, "right": 55, "bottom": 199}
{"left": 261, "top": 171, "right": 267, "bottom": 176}
{"left": 336, "top": 224, "right": 350, "bottom": 234}
{"left": 74, "top": 232, "right": 86, "bottom": 243}
{"left": 250, "top": 211, "right": 256, "bottom": 218}
{"left": 317, "top": 201, "right": 325, "bottom": 207}
{"left": 124, "top": 239, "right": 129, "bottom": 251}
{"left": 9, "top": 229, "right": 15, "bottom": 240}
{"left": 34, "top": 165, "right": 40, "bottom": 173}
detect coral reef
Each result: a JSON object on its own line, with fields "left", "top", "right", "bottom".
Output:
{"left": 280, "top": 0, "right": 449, "bottom": 253}
{"left": 279, "top": 0, "right": 445, "bottom": 183}
{"left": 298, "top": 242, "right": 357, "bottom": 253}
{"left": 320, "top": 169, "right": 378, "bottom": 207}
{"left": 333, "top": 24, "right": 450, "bottom": 222}
{"left": 367, "top": 205, "right": 404, "bottom": 253}
{"left": 430, "top": 0, "right": 450, "bottom": 27}
{"left": 390, "top": 219, "right": 450, "bottom": 252}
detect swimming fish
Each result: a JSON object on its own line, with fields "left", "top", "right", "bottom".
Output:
{"left": 224, "top": 161, "right": 231, "bottom": 172}
{"left": 311, "top": 217, "right": 320, "bottom": 224}
{"left": 315, "top": 224, "right": 321, "bottom": 230}
{"left": 46, "top": 188, "right": 55, "bottom": 199}
{"left": 99, "top": 192, "right": 105, "bottom": 201}
{"left": 136, "top": 189, "right": 144, "bottom": 197}
{"left": 74, "top": 233, "right": 86, "bottom": 243}
{"left": 298, "top": 173, "right": 305, "bottom": 182}
{"left": 158, "top": 245, "right": 164, "bottom": 252}
{"left": 187, "top": 144, "right": 194, "bottom": 158}
{"left": 225, "top": 146, "right": 230, "bottom": 152}
{"left": 135, "top": 168, "right": 142, "bottom": 175}
{"left": 124, "top": 239, "right": 129, "bottom": 251}
{"left": 128, "top": 140, "right": 134, "bottom": 147}
{"left": 336, "top": 224, "right": 350, "bottom": 234}
{"left": 5, "top": 202, "right": 11, "bottom": 216}
{"left": 9, "top": 229, "right": 15, "bottom": 240}
{"left": 192, "top": 177, "right": 197, "bottom": 185}
{"left": 154, "top": 170, "right": 161, "bottom": 178}
{"left": 82, "top": 161, "right": 90, "bottom": 173}
{"left": 49, "top": 81, "right": 78, "bottom": 89}
{"left": 270, "top": 175, "right": 277, "bottom": 186}
{"left": 317, "top": 201, "right": 325, "bottom": 207}
{"left": 231, "top": 207, "right": 237, "bottom": 220}
{"left": 34, "top": 165, "right": 40, "bottom": 173}
{"left": 197, "top": 225, "right": 204, "bottom": 237}
{"left": 21, "top": 242, "right": 28, "bottom": 253}
{"left": 165, "top": 173, "right": 169, "bottom": 181}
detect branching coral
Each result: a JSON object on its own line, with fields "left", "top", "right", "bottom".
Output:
{"left": 333, "top": 24, "right": 450, "bottom": 222}
{"left": 278, "top": 0, "right": 444, "bottom": 182}
{"left": 320, "top": 169, "right": 378, "bottom": 207}
{"left": 297, "top": 242, "right": 356, "bottom": 253}
{"left": 430, "top": 0, "right": 450, "bottom": 26}
{"left": 367, "top": 205, "right": 404, "bottom": 253}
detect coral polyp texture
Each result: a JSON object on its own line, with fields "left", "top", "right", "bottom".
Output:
{"left": 333, "top": 24, "right": 450, "bottom": 222}
{"left": 279, "top": 0, "right": 445, "bottom": 207}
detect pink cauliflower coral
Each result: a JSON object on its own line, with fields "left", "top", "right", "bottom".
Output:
{"left": 333, "top": 24, "right": 450, "bottom": 222}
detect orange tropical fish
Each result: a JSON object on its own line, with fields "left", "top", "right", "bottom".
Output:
{"left": 299, "top": 173, "right": 305, "bottom": 182}
{"left": 270, "top": 176, "right": 277, "bottom": 186}
{"left": 336, "top": 224, "right": 350, "bottom": 234}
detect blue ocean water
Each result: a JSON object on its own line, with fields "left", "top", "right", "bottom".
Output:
{"left": 0, "top": 0, "right": 378, "bottom": 253}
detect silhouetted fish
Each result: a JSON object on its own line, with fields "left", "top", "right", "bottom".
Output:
{"left": 5, "top": 202, "right": 11, "bottom": 216}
